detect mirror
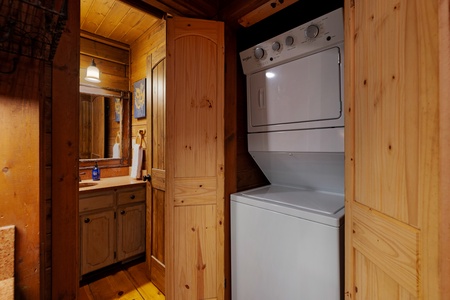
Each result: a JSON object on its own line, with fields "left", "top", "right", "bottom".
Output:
{"left": 79, "top": 86, "right": 130, "bottom": 167}
{"left": 79, "top": 94, "right": 122, "bottom": 159}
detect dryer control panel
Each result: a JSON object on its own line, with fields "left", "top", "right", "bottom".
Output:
{"left": 240, "top": 8, "right": 344, "bottom": 75}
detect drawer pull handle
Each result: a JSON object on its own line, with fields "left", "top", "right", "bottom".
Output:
{"left": 130, "top": 194, "right": 135, "bottom": 199}
{"left": 120, "top": 210, "right": 126, "bottom": 215}
{"left": 84, "top": 218, "right": 90, "bottom": 223}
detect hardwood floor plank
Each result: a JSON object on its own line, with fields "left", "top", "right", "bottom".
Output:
{"left": 124, "top": 263, "right": 165, "bottom": 299}
{"left": 79, "top": 285, "right": 95, "bottom": 300}
{"left": 79, "top": 262, "right": 165, "bottom": 299}
{"left": 87, "top": 270, "right": 144, "bottom": 299}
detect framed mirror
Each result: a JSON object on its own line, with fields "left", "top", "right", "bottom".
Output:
{"left": 79, "top": 86, "right": 131, "bottom": 169}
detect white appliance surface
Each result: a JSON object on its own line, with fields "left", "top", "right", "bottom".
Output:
{"left": 241, "top": 6, "right": 344, "bottom": 134}
{"left": 231, "top": 187, "right": 344, "bottom": 300}
{"left": 238, "top": 185, "right": 344, "bottom": 226}
{"left": 247, "top": 46, "right": 343, "bottom": 131}
{"left": 232, "top": 7, "right": 345, "bottom": 300}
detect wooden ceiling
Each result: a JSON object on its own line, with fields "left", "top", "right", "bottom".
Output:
{"left": 80, "top": 0, "right": 297, "bottom": 45}
{"left": 80, "top": 0, "right": 161, "bottom": 45}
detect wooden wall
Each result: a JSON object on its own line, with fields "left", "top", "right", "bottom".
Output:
{"left": 129, "top": 19, "right": 166, "bottom": 173}
{"left": 80, "top": 36, "right": 129, "bottom": 91}
{"left": 0, "top": 56, "right": 43, "bottom": 299}
{"left": 51, "top": 0, "right": 80, "bottom": 298}
{"left": 79, "top": 36, "right": 132, "bottom": 178}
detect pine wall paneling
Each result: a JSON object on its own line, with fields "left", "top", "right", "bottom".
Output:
{"left": 0, "top": 56, "right": 43, "bottom": 299}
{"left": 51, "top": 0, "right": 80, "bottom": 297}
{"left": 130, "top": 19, "right": 166, "bottom": 172}
{"left": 439, "top": 0, "right": 450, "bottom": 297}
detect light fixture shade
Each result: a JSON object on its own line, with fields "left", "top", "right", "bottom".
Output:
{"left": 85, "top": 59, "right": 101, "bottom": 83}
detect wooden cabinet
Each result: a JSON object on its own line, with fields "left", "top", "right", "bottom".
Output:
{"left": 80, "top": 209, "right": 115, "bottom": 274}
{"left": 117, "top": 186, "right": 146, "bottom": 261}
{"left": 79, "top": 184, "right": 146, "bottom": 276}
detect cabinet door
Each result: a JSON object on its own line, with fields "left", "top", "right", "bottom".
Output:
{"left": 117, "top": 203, "right": 146, "bottom": 261}
{"left": 80, "top": 210, "right": 115, "bottom": 275}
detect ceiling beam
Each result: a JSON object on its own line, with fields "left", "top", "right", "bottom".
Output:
{"left": 238, "top": 0, "right": 299, "bottom": 27}
{"left": 118, "top": 0, "right": 166, "bottom": 19}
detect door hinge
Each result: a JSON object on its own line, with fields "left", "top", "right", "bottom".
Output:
{"left": 224, "top": 278, "right": 226, "bottom": 289}
{"left": 114, "top": 251, "right": 117, "bottom": 259}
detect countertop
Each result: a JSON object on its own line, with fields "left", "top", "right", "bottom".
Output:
{"left": 79, "top": 176, "right": 146, "bottom": 193}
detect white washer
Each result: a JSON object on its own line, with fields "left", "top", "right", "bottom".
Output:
{"left": 232, "top": 7, "right": 345, "bottom": 300}
{"left": 231, "top": 185, "right": 344, "bottom": 300}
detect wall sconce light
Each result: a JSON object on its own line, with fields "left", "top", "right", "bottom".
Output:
{"left": 85, "top": 59, "right": 101, "bottom": 83}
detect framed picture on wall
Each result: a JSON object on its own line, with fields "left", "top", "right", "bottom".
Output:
{"left": 133, "top": 78, "right": 146, "bottom": 119}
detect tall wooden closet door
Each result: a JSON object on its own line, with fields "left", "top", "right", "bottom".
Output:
{"left": 147, "top": 48, "right": 167, "bottom": 294}
{"left": 344, "top": 0, "right": 440, "bottom": 299}
{"left": 166, "top": 17, "right": 225, "bottom": 300}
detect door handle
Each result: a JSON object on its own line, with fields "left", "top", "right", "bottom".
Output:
{"left": 143, "top": 174, "right": 151, "bottom": 182}
{"left": 84, "top": 218, "right": 90, "bottom": 223}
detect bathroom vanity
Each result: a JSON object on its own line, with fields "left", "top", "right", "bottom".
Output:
{"left": 79, "top": 176, "right": 146, "bottom": 276}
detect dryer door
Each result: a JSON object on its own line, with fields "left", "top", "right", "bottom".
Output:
{"left": 247, "top": 46, "right": 343, "bottom": 132}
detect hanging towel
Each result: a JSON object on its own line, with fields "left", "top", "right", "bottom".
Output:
{"left": 130, "top": 140, "right": 143, "bottom": 179}
{"left": 112, "top": 143, "right": 120, "bottom": 158}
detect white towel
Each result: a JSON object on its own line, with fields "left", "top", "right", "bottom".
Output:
{"left": 112, "top": 143, "right": 120, "bottom": 158}
{"left": 130, "top": 141, "right": 143, "bottom": 179}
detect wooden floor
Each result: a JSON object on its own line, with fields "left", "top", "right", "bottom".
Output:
{"left": 79, "top": 262, "right": 165, "bottom": 300}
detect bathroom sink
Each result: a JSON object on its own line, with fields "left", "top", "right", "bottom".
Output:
{"left": 79, "top": 182, "right": 98, "bottom": 188}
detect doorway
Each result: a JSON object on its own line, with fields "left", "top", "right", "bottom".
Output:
{"left": 79, "top": 0, "right": 167, "bottom": 293}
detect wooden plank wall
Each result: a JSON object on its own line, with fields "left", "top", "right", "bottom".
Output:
{"left": 0, "top": 55, "right": 43, "bottom": 299}
{"left": 79, "top": 36, "right": 132, "bottom": 178}
{"left": 80, "top": 37, "right": 129, "bottom": 91}
{"left": 51, "top": 0, "right": 80, "bottom": 298}
{"left": 129, "top": 19, "right": 166, "bottom": 173}
{"left": 439, "top": 0, "right": 450, "bottom": 297}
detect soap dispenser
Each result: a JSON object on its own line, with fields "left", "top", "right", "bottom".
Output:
{"left": 92, "top": 162, "right": 100, "bottom": 181}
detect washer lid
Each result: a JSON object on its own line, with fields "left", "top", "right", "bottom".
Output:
{"left": 234, "top": 185, "right": 344, "bottom": 226}
{"left": 241, "top": 185, "right": 343, "bottom": 215}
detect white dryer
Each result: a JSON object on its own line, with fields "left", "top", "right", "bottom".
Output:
{"left": 231, "top": 8, "right": 345, "bottom": 300}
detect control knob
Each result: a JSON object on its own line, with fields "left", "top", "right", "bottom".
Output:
{"left": 272, "top": 41, "right": 281, "bottom": 52}
{"left": 305, "top": 24, "right": 320, "bottom": 39}
{"left": 254, "top": 47, "right": 265, "bottom": 59}
{"left": 285, "top": 36, "right": 294, "bottom": 47}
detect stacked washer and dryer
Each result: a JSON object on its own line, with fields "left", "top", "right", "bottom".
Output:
{"left": 231, "top": 8, "right": 345, "bottom": 300}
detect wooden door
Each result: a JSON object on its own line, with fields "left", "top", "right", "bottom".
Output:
{"left": 80, "top": 210, "right": 115, "bottom": 275}
{"left": 147, "top": 47, "right": 167, "bottom": 293}
{"left": 344, "top": 0, "right": 442, "bottom": 299}
{"left": 117, "top": 203, "right": 146, "bottom": 261}
{"left": 166, "top": 17, "right": 225, "bottom": 299}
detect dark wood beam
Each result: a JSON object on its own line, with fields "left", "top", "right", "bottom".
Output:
{"left": 118, "top": 0, "right": 166, "bottom": 19}
{"left": 141, "top": 0, "right": 218, "bottom": 19}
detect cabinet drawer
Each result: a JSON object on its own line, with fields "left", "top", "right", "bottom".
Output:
{"left": 117, "top": 186, "right": 146, "bottom": 205}
{"left": 79, "top": 192, "right": 115, "bottom": 212}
